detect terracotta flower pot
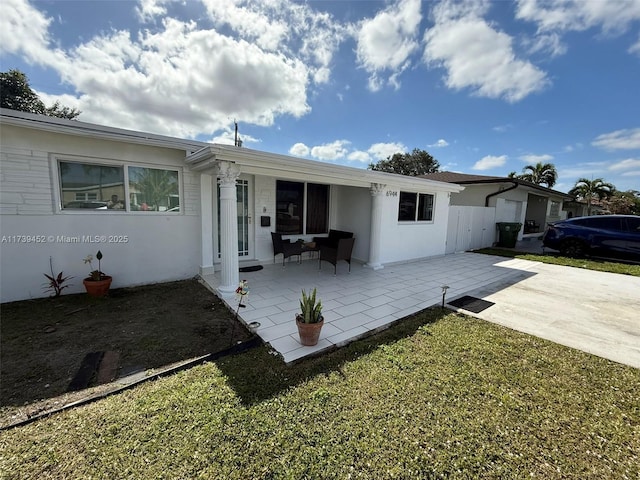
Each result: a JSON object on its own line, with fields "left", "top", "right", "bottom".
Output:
{"left": 296, "top": 315, "right": 324, "bottom": 346}
{"left": 83, "top": 276, "right": 112, "bottom": 297}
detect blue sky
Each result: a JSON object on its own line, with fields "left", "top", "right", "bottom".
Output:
{"left": 1, "top": 0, "right": 639, "bottom": 193}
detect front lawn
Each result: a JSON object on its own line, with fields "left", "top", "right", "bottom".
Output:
{"left": 1, "top": 310, "right": 638, "bottom": 479}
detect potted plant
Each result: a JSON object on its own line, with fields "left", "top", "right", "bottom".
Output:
{"left": 82, "top": 250, "right": 112, "bottom": 297}
{"left": 295, "top": 288, "right": 324, "bottom": 346}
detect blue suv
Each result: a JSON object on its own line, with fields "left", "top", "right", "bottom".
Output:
{"left": 542, "top": 215, "right": 640, "bottom": 261}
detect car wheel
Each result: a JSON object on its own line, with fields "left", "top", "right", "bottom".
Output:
{"left": 560, "top": 238, "right": 587, "bottom": 258}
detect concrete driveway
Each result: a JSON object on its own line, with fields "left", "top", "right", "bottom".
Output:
{"left": 448, "top": 261, "right": 640, "bottom": 369}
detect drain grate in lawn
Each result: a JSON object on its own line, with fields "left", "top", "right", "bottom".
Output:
{"left": 448, "top": 295, "right": 495, "bottom": 313}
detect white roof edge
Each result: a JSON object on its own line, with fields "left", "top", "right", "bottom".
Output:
{"left": 0, "top": 108, "right": 206, "bottom": 152}
{"left": 1, "top": 109, "right": 463, "bottom": 193}
{"left": 192, "top": 144, "right": 464, "bottom": 193}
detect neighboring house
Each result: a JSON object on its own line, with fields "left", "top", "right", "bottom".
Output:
{"left": 420, "top": 172, "right": 573, "bottom": 253}
{"left": 563, "top": 199, "right": 609, "bottom": 218}
{"left": 0, "top": 109, "right": 463, "bottom": 302}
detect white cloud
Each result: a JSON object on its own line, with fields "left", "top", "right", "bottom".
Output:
{"left": 519, "top": 153, "right": 554, "bottom": 163}
{"left": 516, "top": 0, "right": 640, "bottom": 34}
{"left": 289, "top": 143, "right": 310, "bottom": 157}
{"left": 423, "top": 0, "right": 549, "bottom": 102}
{"left": 367, "top": 142, "right": 407, "bottom": 160}
{"left": 609, "top": 158, "right": 640, "bottom": 171}
{"left": 356, "top": 0, "right": 422, "bottom": 91}
{"left": 210, "top": 132, "right": 236, "bottom": 146}
{"left": 428, "top": 139, "right": 449, "bottom": 148}
{"left": 37, "top": 91, "right": 82, "bottom": 111}
{"left": 473, "top": 155, "right": 508, "bottom": 170}
{"left": 516, "top": 0, "right": 640, "bottom": 60}
{"left": 563, "top": 143, "right": 584, "bottom": 152}
{"left": 0, "top": 0, "right": 64, "bottom": 66}
{"left": 136, "top": 0, "right": 171, "bottom": 23}
{"left": 558, "top": 167, "right": 605, "bottom": 182}
{"left": 201, "top": 0, "right": 347, "bottom": 84}
{"left": 630, "top": 35, "right": 640, "bottom": 56}
{"left": 2, "top": 0, "right": 319, "bottom": 138}
{"left": 347, "top": 151, "right": 371, "bottom": 163}
{"left": 310, "top": 140, "right": 350, "bottom": 161}
{"left": 209, "top": 125, "right": 259, "bottom": 146}
{"left": 202, "top": 0, "right": 289, "bottom": 52}
{"left": 522, "top": 32, "right": 567, "bottom": 57}
{"left": 493, "top": 124, "right": 513, "bottom": 133}
{"left": 592, "top": 128, "right": 640, "bottom": 150}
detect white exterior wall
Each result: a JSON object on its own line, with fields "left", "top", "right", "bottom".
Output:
{"left": 451, "top": 184, "right": 498, "bottom": 206}
{"left": 253, "top": 175, "right": 276, "bottom": 262}
{"left": 331, "top": 185, "right": 372, "bottom": 263}
{"left": 246, "top": 179, "right": 451, "bottom": 267}
{"left": 377, "top": 189, "right": 451, "bottom": 264}
{"left": 0, "top": 125, "right": 201, "bottom": 303}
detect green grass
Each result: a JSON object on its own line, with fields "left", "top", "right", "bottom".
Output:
{"left": 474, "top": 248, "right": 640, "bottom": 277}
{"left": 1, "top": 310, "right": 638, "bottom": 479}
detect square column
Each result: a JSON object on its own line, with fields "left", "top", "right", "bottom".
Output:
{"left": 199, "top": 173, "right": 214, "bottom": 276}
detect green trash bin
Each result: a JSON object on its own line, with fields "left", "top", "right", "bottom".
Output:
{"left": 496, "top": 222, "right": 522, "bottom": 248}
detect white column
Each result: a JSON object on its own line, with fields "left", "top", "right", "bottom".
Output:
{"left": 217, "top": 161, "right": 241, "bottom": 295}
{"left": 199, "top": 173, "right": 214, "bottom": 276}
{"left": 366, "top": 183, "right": 386, "bottom": 270}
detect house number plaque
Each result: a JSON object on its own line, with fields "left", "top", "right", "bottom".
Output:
{"left": 386, "top": 191, "right": 398, "bottom": 197}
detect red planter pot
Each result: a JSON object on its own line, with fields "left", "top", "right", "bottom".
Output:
{"left": 83, "top": 276, "right": 112, "bottom": 297}
{"left": 296, "top": 315, "right": 324, "bottom": 346}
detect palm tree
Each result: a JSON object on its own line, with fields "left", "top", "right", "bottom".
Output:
{"left": 519, "top": 162, "right": 558, "bottom": 188}
{"left": 568, "top": 178, "right": 614, "bottom": 216}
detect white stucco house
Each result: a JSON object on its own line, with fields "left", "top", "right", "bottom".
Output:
{"left": 0, "top": 109, "right": 463, "bottom": 303}
{"left": 420, "top": 172, "right": 573, "bottom": 253}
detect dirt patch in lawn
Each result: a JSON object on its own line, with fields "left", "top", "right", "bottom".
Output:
{"left": 0, "top": 279, "right": 252, "bottom": 426}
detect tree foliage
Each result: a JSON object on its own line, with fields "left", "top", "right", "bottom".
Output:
{"left": 604, "top": 190, "right": 640, "bottom": 215}
{"left": 368, "top": 148, "right": 440, "bottom": 176}
{"left": 0, "top": 69, "right": 80, "bottom": 120}
{"left": 569, "top": 178, "right": 615, "bottom": 216}
{"left": 517, "top": 162, "right": 558, "bottom": 188}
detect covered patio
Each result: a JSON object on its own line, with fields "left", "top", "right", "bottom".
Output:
{"left": 202, "top": 253, "right": 538, "bottom": 363}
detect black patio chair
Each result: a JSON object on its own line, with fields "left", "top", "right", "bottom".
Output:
{"left": 271, "top": 232, "right": 303, "bottom": 266}
{"left": 319, "top": 237, "right": 355, "bottom": 274}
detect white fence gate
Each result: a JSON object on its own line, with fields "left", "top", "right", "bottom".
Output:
{"left": 446, "top": 206, "right": 496, "bottom": 254}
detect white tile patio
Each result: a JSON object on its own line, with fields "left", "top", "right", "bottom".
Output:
{"left": 201, "top": 253, "right": 538, "bottom": 364}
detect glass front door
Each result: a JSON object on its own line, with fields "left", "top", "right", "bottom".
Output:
{"left": 217, "top": 178, "right": 252, "bottom": 258}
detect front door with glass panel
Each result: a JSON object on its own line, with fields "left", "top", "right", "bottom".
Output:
{"left": 217, "top": 177, "right": 253, "bottom": 259}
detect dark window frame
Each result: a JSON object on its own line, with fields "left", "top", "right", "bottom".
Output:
{"left": 275, "top": 180, "right": 329, "bottom": 235}
{"left": 398, "top": 191, "right": 435, "bottom": 222}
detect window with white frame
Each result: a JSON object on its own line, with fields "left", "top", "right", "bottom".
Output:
{"left": 58, "top": 160, "right": 180, "bottom": 212}
{"left": 398, "top": 192, "right": 434, "bottom": 222}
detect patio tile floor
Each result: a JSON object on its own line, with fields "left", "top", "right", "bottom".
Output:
{"left": 202, "top": 252, "right": 538, "bottom": 364}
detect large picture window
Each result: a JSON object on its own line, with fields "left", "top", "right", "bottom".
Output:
{"left": 59, "top": 162, "right": 124, "bottom": 210}
{"left": 398, "top": 192, "right": 434, "bottom": 222}
{"left": 276, "top": 180, "right": 329, "bottom": 234}
{"left": 128, "top": 166, "right": 179, "bottom": 212}
{"left": 59, "top": 160, "right": 180, "bottom": 212}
